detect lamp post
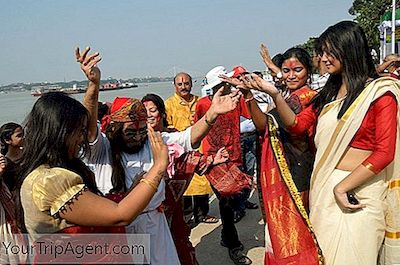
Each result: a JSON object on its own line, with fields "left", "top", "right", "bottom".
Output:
{"left": 392, "top": 0, "right": 396, "bottom": 53}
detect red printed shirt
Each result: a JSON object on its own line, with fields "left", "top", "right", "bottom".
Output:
{"left": 194, "top": 96, "right": 250, "bottom": 166}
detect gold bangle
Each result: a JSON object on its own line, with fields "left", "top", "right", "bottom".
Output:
{"left": 204, "top": 115, "right": 216, "bottom": 127}
{"left": 140, "top": 178, "right": 158, "bottom": 191}
{"left": 288, "top": 116, "right": 298, "bottom": 128}
{"left": 362, "top": 161, "right": 379, "bottom": 174}
{"left": 244, "top": 96, "right": 254, "bottom": 103}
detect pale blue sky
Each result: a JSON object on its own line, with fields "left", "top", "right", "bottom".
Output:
{"left": 0, "top": 0, "right": 353, "bottom": 85}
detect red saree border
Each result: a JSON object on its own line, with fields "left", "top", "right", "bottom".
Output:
{"left": 261, "top": 115, "right": 324, "bottom": 264}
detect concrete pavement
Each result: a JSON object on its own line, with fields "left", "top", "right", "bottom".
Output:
{"left": 190, "top": 192, "right": 265, "bottom": 265}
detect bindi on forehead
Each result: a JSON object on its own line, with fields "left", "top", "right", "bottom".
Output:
{"left": 176, "top": 74, "right": 190, "bottom": 82}
{"left": 143, "top": 101, "right": 156, "bottom": 109}
{"left": 283, "top": 58, "right": 304, "bottom": 69}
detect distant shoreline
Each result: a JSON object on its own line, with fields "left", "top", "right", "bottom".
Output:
{"left": 0, "top": 78, "right": 173, "bottom": 93}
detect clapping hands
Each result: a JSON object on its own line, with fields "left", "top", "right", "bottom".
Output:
{"left": 220, "top": 73, "right": 279, "bottom": 98}
{"left": 209, "top": 87, "right": 242, "bottom": 116}
{"left": 148, "top": 126, "right": 169, "bottom": 173}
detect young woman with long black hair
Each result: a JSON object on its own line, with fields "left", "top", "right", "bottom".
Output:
{"left": 18, "top": 51, "right": 169, "bottom": 263}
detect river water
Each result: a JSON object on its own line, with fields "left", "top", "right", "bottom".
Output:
{"left": 0, "top": 81, "right": 203, "bottom": 125}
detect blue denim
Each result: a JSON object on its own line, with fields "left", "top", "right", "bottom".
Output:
{"left": 240, "top": 132, "right": 257, "bottom": 177}
{"left": 235, "top": 131, "right": 257, "bottom": 212}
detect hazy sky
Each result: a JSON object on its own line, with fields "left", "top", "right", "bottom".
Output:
{"left": 0, "top": 0, "right": 353, "bottom": 85}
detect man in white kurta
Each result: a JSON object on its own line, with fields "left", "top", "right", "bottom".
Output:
{"left": 83, "top": 92, "right": 240, "bottom": 265}
{"left": 78, "top": 48, "right": 241, "bottom": 265}
{"left": 86, "top": 126, "right": 193, "bottom": 265}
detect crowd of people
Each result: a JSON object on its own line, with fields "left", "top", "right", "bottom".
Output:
{"left": 1, "top": 20, "right": 400, "bottom": 265}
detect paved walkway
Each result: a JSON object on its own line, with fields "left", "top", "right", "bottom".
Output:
{"left": 190, "top": 192, "right": 265, "bottom": 265}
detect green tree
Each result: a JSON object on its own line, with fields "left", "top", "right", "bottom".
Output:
{"left": 349, "top": 0, "right": 392, "bottom": 50}
{"left": 296, "top": 37, "right": 317, "bottom": 56}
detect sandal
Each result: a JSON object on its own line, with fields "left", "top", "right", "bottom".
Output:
{"left": 229, "top": 247, "right": 252, "bottom": 265}
{"left": 199, "top": 215, "right": 219, "bottom": 223}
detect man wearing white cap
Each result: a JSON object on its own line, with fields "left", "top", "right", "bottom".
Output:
{"left": 194, "top": 66, "right": 253, "bottom": 265}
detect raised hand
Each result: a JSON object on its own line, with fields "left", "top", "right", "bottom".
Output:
{"left": 260, "top": 44, "right": 273, "bottom": 67}
{"left": 219, "top": 74, "right": 251, "bottom": 97}
{"left": 213, "top": 147, "right": 229, "bottom": 165}
{"left": 242, "top": 74, "right": 279, "bottom": 97}
{"left": 219, "top": 74, "right": 243, "bottom": 88}
{"left": 209, "top": 87, "right": 242, "bottom": 115}
{"left": 75, "top": 47, "right": 101, "bottom": 85}
{"left": 148, "top": 126, "right": 169, "bottom": 172}
{"left": 260, "top": 43, "right": 281, "bottom": 76}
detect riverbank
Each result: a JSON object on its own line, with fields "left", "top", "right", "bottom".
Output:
{"left": 0, "top": 81, "right": 203, "bottom": 125}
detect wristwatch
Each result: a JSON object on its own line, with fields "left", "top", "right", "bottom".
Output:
{"left": 276, "top": 71, "right": 283, "bottom": 79}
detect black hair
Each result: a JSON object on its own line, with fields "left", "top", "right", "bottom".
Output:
{"left": 0, "top": 122, "right": 22, "bottom": 155}
{"left": 253, "top": 71, "right": 263, "bottom": 78}
{"left": 19, "top": 92, "right": 100, "bottom": 194}
{"left": 98, "top": 102, "right": 109, "bottom": 121}
{"left": 0, "top": 122, "right": 24, "bottom": 231}
{"left": 141, "top": 93, "right": 168, "bottom": 128}
{"left": 312, "top": 21, "right": 379, "bottom": 118}
{"left": 173, "top": 72, "right": 192, "bottom": 85}
{"left": 272, "top": 53, "right": 284, "bottom": 68}
{"left": 105, "top": 122, "right": 127, "bottom": 193}
{"left": 281, "top": 47, "right": 313, "bottom": 83}
{"left": 314, "top": 37, "right": 322, "bottom": 56}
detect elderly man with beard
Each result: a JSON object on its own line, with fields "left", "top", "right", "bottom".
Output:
{"left": 79, "top": 47, "right": 242, "bottom": 265}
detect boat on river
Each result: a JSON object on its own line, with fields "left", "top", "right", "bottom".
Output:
{"left": 100, "top": 82, "right": 138, "bottom": 91}
{"left": 31, "top": 82, "right": 138, "bottom": 96}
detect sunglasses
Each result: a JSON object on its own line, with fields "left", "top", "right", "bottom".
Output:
{"left": 124, "top": 127, "right": 148, "bottom": 138}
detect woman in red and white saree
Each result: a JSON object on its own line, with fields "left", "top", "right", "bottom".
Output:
{"left": 257, "top": 48, "right": 320, "bottom": 264}
{"left": 236, "top": 21, "right": 400, "bottom": 265}
{"left": 223, "top": 48, "right": 321, "bottom": 264}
